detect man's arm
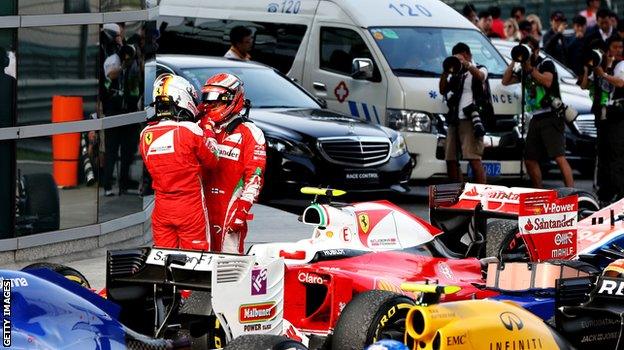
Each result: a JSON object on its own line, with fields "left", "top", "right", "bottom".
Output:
{"left": 225, "top": 123, "right": 266, "bottom": 231}
{"left": 439, "top": 72, "right": 450, "bottom": 95}
{"left": 596, "top": 61, "right": 624, "bottom": 88}
{"left": 526, "top": 60, "right": 554, "bottom": 88}
{"left": 578, "top": 66, "right": 591, "bottom": 89}
{"left": 196, "top": 125, "right": 219, "bottom": 169}
{"left": 502, "top": 63, "right": 519, "bottom": 85}
{"left": 467, "top": 64, "right": 486, "bottom": 81}
{"left": 239, "top": 124, "right": 266, "bottom": 205}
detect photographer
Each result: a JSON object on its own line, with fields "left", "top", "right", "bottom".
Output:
{"left": 439, "top": 42, "right": 488, "bottom": 184}
{"left": 502, "top": 36, "right": 574, "bottom": 188}
{"left": 579, "top": 35, "right": 624, "bottom": 203}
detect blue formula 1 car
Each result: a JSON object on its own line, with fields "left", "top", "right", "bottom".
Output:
{"left": 1, "top": 253, "right": 308, "bottom": 350}
{"left": 1, "top": 267, "right": 185, "bottom": 349}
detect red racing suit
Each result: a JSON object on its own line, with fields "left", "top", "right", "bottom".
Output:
{"left": 201, "top": 117, "right": 266, "bottom": 253}
{"left": 140, "top": 120, "right": 218, "bottom": 250}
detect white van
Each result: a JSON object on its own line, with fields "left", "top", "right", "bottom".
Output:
{"left": 158, "top": 0, "right": 521, "bottom": 179}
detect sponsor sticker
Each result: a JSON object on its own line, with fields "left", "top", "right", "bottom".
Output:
{"left": 217, "top": 144, "right": 241, "bottom": 161}
{"left": 146, "top": 249, "right": 215, "bottom": 271}
{"left": 437, "top": 262, "right": 455, "bottom": 281}
{"left": 251, "top": 268, "right": 267, "bottom": 296}
{"left": 518, "top": 192, "right": 578, "bottom": 261}
{"left": 358, "top": 213, "right": 370, "bottom": 234}
{"left": 298, "top": 272, "right": 324, "bottom": 284}
{"left": 144, "top": 132, "right": 153, "bottom": 145}
{"left": 239, "top": 302, "right": 277, "bottom": 323}
{"left": 596, "top": 277, "right": 624, "bottom": 296}
{"left": 499, "top": 312, "right": 524, "bottom": 331}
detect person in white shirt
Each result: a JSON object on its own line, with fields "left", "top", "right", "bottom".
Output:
{"left": 439, "top": 43, "right": 489, "bottom": 184}
{"left": 224, "top": 26, "right": 253, "bottom": 61}
{"left": 579, "top": 0, "right": 601, "bottom": 28}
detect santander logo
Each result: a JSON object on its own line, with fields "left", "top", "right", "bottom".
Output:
{"left": 524, "top": 219, "right": 534, "bottom": 232}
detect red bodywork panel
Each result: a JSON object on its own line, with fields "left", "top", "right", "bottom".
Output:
{"left": 283, "top": 250, "right": 496, "bottom": 334}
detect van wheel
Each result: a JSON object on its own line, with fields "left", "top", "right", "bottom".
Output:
{"left": 331, "top": 290, "right": 414, "bottom": 350}
{"left": 22, "top": 262, "right": 90, "bottom": 288}
{"left": 224, "top": 335, "right": 308, "bottom": 350}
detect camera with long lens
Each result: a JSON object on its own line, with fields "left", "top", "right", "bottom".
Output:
{"left": 463, "top": 104, "right": 486, "bottom": 137}
{"left": 511, "top": 44, "right": 532, "bottom": 63}
{"left": 81, "top": 133, "right": 96, "bottom": 186}
{"left": 551, "top": 97, "right": 579, "bottom": 123}
{"left": 584, "top": 49, "right": 603, "bottom": 68}
{"left": 443, "top": 56, "right": 463, "bottom": 75}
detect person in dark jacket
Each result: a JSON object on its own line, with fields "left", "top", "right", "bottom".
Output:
{"left": 543, "top": 11, "right": 568, "bottom": 65}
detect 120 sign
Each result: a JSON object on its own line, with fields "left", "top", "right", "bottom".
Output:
{"left": 389, "top": 3, "right": 432, "bottom": 17}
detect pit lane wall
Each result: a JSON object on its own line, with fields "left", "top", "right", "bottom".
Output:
{"left": 0, "top": 200, "right": 154, "bottom": 269}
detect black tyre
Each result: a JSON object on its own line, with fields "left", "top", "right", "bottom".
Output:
{"left": 555, "top": 188, "right": 600, "bottom": 220}
{"left": 331, "top": 290, "right": 415, "bottom": 350}
{"left": 224, "top": 335, "right": 307, "bottom": 350}
{"left": 21, "top": 173, "right": 60, "bottom": 233}
{"left": 22, "top": 262, "right": 90, "bottom": 288}
{"left": 485, "top": 219, "right": 519, "bottom": 258}
{"left": 178, "top": 291, "right": 226, "bottom": 349}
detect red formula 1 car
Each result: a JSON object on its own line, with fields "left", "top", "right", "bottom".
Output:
{"left": 249, "top": 187, "right": 490, "bottom": 349}
{"left": 249, "top": 185, "right": 601, "bottom": 349}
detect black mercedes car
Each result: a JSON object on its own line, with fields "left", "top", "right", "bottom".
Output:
{"left": 152, "top": 55, "right": 413, "bottom": 197}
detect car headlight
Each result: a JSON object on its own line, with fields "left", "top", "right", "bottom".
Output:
{"left": 390, "top": 134, "right": 407, "bottom": 157}
{"left": 266, "top": 137, "right": 311, "bottom": 156}
{"left": 387, "top": 109, "right": 433, "bottom": 133}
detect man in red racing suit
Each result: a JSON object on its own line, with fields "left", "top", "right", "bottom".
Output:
{"left": 199, "top": 73, "right": 266, "bottom": 253}
{"left": 141, "top": 74, "right": 218, "bottom": 250}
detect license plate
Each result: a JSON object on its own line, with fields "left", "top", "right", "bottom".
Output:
{"left": 467, "top": 162, "right": 501, "bottom": 177}
{"left": 345, "top": 170, "right": 380, "bottom": 184}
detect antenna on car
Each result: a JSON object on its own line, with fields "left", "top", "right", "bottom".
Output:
{"left": 300, "top": 186, "right": 346, "bottom": 205}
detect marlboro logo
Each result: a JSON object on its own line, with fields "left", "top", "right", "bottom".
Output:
{"left": 239, "top": 302, "right": 277, "bottom": 323}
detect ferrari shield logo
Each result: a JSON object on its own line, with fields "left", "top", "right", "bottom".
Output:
{"left": 144, "top": 132, "right": 153, "bottom": 145}
{"left": 358, "top": 213, "right": 370, "bottom": 234}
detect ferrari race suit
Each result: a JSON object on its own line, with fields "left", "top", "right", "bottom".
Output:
{"left": 140, "top": 120, "right": 218, "bottom": 249}
{"left": 201, "top": 117, "right": 266, "bottom": 253}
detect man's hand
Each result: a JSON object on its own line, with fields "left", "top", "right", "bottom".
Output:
{"left": 199, "top": 116, "right": 215, "bottom": 132}
{"left": 556, "top": 22, "right": 567, "bottom": 34}
{"left": 521, "top": 59, "right": 533, "bottom": 73}
{"left": 226, "top": 199, "right": 252, "bottom": 233}
{"left": 594, "top": 65, "right": 605, "bottom": 78}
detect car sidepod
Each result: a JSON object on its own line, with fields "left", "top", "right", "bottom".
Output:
{"left": 211, "top": 255, "right": 295, "bottom": 343}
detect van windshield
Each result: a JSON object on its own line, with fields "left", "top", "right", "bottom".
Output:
{"left": 370, "top": 27, "right": 508, "bottom": 78}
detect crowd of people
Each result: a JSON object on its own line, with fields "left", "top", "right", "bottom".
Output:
{"left": 451, "top": 2, "right": 624, "bottom": 205}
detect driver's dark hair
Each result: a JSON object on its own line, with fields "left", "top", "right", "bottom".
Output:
{"left": 230, "top": 26, "right": 252, "bottom": 45}
{"left": 452, "top": 42, "right": 471, "bottom": 56}
{"left": 520, "top": 36, "right": 539, "bottom": 50}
